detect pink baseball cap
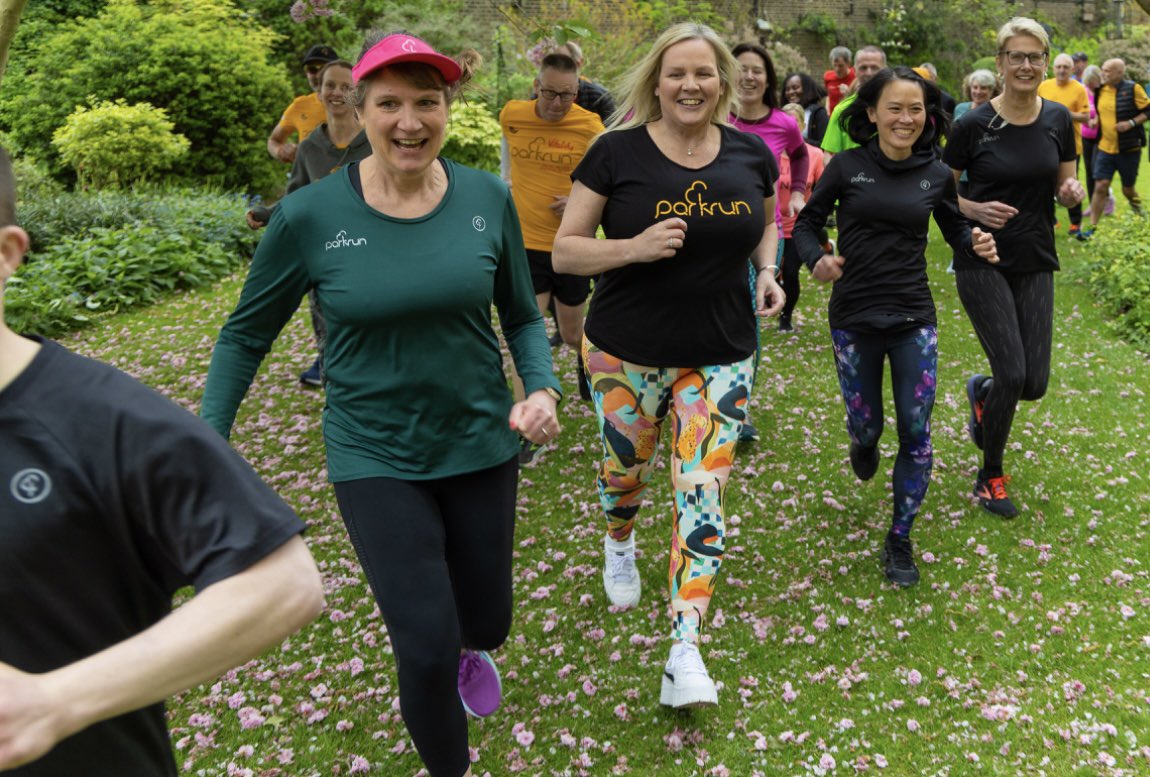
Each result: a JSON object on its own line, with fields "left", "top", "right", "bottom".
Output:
{"left": 352, "top": 34, "right": 462, "bottom": 85}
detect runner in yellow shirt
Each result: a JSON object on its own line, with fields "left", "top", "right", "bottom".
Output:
{"left": 266, "top": 45, "right": 338, "bottom": 164}
{"left": 1037, "top": 53, "right": 1090, "bottom": 236}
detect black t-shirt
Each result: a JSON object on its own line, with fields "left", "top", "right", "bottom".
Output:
{"left": 573, "top": 124, "right": 777, "bottom": 366}
{"left": 793, "top": 141, "right": 974, "bottom": 332}
{"left": 0, "top": 339, "right": 304, "bottom": 777}
{"left": 942, "top": 99, "right": 1076, "bottom": 273}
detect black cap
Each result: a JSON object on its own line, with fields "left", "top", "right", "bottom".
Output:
{"left": 1072, "top": 52, "right": 1088, "bottom": 63}
{"left": 302, "top": 45, "right": 338, "bottom": 64}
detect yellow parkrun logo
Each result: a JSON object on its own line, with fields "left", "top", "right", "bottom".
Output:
{"left": 654, "top": 181, "right": 751, "bottom": 219}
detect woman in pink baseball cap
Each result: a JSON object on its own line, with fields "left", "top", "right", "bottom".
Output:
{"left": 202, "top": 32, "right": 561, "bottom": 777}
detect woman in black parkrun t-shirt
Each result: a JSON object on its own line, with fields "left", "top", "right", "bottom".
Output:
{"left": 942, "top": 17, "right": 1083, "bottom": 519}
{"left": 793, "top": 67, "right": 999, "bottom": 588}
{"left": 553, "top": 22, "right": 783, "bottom": 710}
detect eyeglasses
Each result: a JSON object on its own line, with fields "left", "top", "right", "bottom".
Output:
{"left": 304, "top": 63, "right": 326, "bottom": 74}
{"left": 998, "top": 50, "right": 1047, "bottom": 67}
{"left": 539, "top": 88, "right": 577, "bottom": 103}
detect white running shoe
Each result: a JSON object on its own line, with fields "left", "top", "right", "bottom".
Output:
{"left": 602, "top": 533, "right": 641, "bottom": 608}
{"left": 660, "top": 641, "right": 718, "bottom": 709}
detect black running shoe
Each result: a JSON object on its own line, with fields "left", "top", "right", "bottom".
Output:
{"left": 881, "top": 532, "right": 919, "bottom": 587}
{"left": 518, "top": 437, "right": 546, "bottom": 467}
{"left": 778, "top": 316, "right": 794, "bottom": 332}
{"left": 548, "top": 331, "right": 563, "bottom": 348}
{"left": 849, "top": 442, "right": 879, "bottom": 481}
{"left": 973, "top": 474, "right": 1018, "bottom": 518}
{"left": 738, "top": 421, "right": 760, "bottom": 443}
{"left": 965, "top": 374, "right": 988, "bottom": 450}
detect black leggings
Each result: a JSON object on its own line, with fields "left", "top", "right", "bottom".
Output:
{"left": 333, "top": 457, "right": 518, "bottom": 777}
{"left": 780, "top": 238, "right": 802, "bottom": 322}
{"left": 955, "top": 269, "right": 1053, "bottom": 475}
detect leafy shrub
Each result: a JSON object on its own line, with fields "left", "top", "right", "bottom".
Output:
{"left": 8, "top": 187, "right": 258, "bottom": 337}
{"left": 1078, "top": 214, "right": 1150, "bottom": 349}
{"left": 51, "top": 99, "right": 189, "bottom": 189}
{"left": 442, "top": 101, "right": 502, "bottom": 174}
{"left": 11, "top": 155, "right": 65, "bottom": 202}
{"left": 767, "top": 42, "right": 810, "bottom": 82}
{"left": 0, "top": 0, "right": 292, "bottom": 194}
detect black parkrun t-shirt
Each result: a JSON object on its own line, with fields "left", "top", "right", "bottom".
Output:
{"left": 572, "top": 124, "right": 776, "bottom": 367}
{"left": 0, "top": 339, "right": 305, "bottom": 776}
{"left": 943, "top": 99, "right": 1075, "bottom": 273}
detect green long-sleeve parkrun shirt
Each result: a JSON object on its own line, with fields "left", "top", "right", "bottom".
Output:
{"left": 201, "top": 159, "right": 560, "bottom": 481}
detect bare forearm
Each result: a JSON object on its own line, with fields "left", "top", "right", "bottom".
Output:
{"left": 553, "top": 235, "right": 638, "bottom": 275}
{"left": 47, "top": 537, "right": 323, "bottom": 741}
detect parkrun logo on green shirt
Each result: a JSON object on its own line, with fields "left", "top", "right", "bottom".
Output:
{"left": 325, "top": 230, "right": 368, "bottom": 251}
{"left": 654, "top": 181, "right": 751, "bottom": 219}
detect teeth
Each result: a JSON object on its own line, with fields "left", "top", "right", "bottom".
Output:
{"left": 681, "top": 99, "right": 703, "bottom": 105}
{"left": 395, "top": 139, "right": 422, "bottom": 147}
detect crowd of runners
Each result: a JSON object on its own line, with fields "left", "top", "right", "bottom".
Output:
{"left": 2, "top": 13, "right": 1148, "bottom": 777}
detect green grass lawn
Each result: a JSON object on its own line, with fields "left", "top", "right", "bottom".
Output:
{"left": 59, "top": 171, "right": 1150, "bottom": 776}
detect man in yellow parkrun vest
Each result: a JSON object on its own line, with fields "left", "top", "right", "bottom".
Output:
{"left": 500, "top": 52, "right": 604, "bottom": 464}
{"left": 267, "top": 44, "right": 339, "bottom": 164}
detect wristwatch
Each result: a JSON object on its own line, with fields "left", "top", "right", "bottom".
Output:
{"left": 543, "top": 386, "right": 562, "bottom": 404}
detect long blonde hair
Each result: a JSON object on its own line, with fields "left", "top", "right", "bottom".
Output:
{"left": 607, "top": 22, "right": 738, "bottom": 132}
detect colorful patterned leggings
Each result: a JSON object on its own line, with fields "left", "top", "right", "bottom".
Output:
{"left": 830, "top": 326, "right": 938, "bottom": 537}
{"left": 583, "top": 337, "right": 753, "bottom": 643}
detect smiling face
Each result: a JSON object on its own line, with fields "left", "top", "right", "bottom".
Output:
{"left": 970, "top": 80, "right": 993, "bottom": 105}
{"left": 997, "top": 35, "right": 1046, "bottom": 95}
{"left": 784, "top": 75, "right": 804, "bottom": 105}
{"left": 655, "top": 38, "right": 721, "bottom": 130}
{"left": 735, "top": 50, "right": 767, "bottom": 107}
{"left": 1052, "top": 54, "right": 1074, "bottom": 85}
{"left": 320, "top": 65, "right": 354, "bottom": 118}
{"left": 866, "top": 77, "right": 925, "bottom": 161}
{"left": 357, "top": 68, "right": 448, "bottom": 178}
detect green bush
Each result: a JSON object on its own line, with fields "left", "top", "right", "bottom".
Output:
{"left": 442, "top": 101, "right": 502, "bottom": 174}
{"left": 8, "top": 187, "right": 258, "bottom": 337}
{"left": 1079, "top": 214, "right": 1150, "bottom": 348}
{"left": 0, "top": 0, "right": 292, "bottom": 194}
{"left": 51, "top": 99, "right": 189, "bottom": 189}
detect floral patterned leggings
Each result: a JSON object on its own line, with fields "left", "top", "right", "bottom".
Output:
{"left": 830, "top": 326, "right": 938, "bottom": 537}
{"left": 583, "top": 337, "right": 753, "bottom": 643}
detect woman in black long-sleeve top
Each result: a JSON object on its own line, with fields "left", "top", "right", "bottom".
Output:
{"left": 793, "top": 66, "right": 998, "bottom": 588}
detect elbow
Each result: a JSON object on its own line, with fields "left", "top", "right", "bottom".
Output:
{"left": 552, "top": 240, "right": 573, "bottom": 273}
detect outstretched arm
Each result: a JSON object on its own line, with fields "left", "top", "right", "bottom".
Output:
{"left": 0, "top": 536, "right": 324, "bottom": 771}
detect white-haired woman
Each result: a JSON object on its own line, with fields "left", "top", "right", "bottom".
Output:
{"left": 202, "top": 32, "right": 560, "bottom": 777}
{"left": 942, "top": 17, "right": 1084, "bottom": 519}
{"left": 553, "top": 22, "right": 783, "bottom": 709}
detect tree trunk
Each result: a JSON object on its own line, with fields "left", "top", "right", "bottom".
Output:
{"left": 0, "top": 0, "right": 29, "bottom": 90}
{"left": 1136, "top": 0, "right": 1150, "bottom": 16}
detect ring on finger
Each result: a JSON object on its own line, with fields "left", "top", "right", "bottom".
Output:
{"left": 667, "top": 237, "right": 674, "bottom": 248}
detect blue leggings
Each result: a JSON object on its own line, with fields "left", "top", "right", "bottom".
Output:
{"left": 830, "top": 326, "right": 938, "bottom": 537}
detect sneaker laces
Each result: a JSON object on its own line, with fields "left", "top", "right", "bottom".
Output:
{"left": 674, "top": 643, "right": 709, "bottom": 678}
{"left": 605, "top": 550, "right": 635, "bottom": 582}
{"left": 888, "top": 535, "right": 914, "bottom": 567}
{"left": 986, "top": 475, "right": 1011, "bottom": 500}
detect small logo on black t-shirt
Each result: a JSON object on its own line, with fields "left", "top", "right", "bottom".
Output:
{"left": 850, "top": 173, "right": 876, "bottom": 184}
{"left": 10, "top": 468, "right": 52, "bottom": 504}
{"left": 920, "top": 179, "right": 931, "bottom": 190}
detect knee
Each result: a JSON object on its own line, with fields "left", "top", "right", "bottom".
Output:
{"left": 991, "top": 368, "right": 1026, "bottom": 402}
{"left": 465, "top": 602, "right": 512, "bottom": 651}
{"left": 395, "top": 635, "right": 458, "bottom": 694}
{"left": 1020, "top": 376, "right": 1048, "bottom": 402}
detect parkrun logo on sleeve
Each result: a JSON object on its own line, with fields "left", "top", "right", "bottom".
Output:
{"left": 325, "top": 229, "right": 368, "bottom": 251}
{"left": 653, "top": 181, "right": 751, "bottom": 219}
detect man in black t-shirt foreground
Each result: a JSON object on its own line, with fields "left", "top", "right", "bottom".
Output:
{"left": 0, "top": 148, "right": 325, "bottom": 775}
